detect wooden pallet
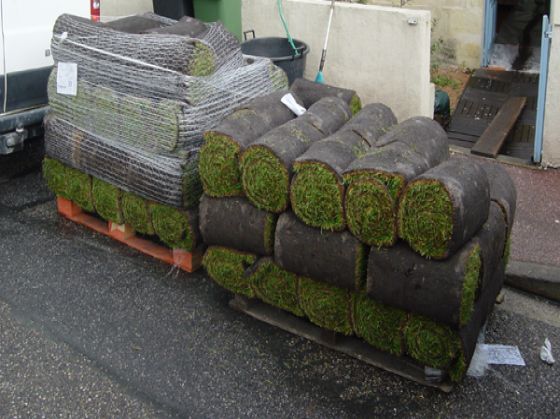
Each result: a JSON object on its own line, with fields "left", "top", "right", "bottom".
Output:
{"left": 56, "top": 196, "right": 203, "bottom": 273}
{"left": 229, "top": 295, "right": 454, "bottom": 392}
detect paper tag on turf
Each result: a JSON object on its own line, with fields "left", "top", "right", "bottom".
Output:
{"left": 281, "top": 93, "right": 306, "bottom": 116}
{"left": 479, "top": 344, "right": 526, "bottom": 366}
{"left": 57, "top": 62, "right": 78, "bottom": 96}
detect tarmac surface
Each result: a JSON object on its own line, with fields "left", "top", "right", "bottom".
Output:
{"left": 0, "top": 170, "right": 559, "bottom": 417}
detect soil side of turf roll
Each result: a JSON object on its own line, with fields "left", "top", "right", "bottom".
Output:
{"left": 398, "top": 158, "right": 491, "bottom": 259}
{"left": 367, "top": 240, "right": 481, "bottom": 328}
{"left": 290, "top": 78, "right": 359, "bottom": 109}
{"left": 480, "top": 162, "right": 517, "bottom": 235}
{"left": 274, "top": 212, "right": 366, "bottom": 291}
{"left": 199, "top": 195, "right": 276, "bottom": 255}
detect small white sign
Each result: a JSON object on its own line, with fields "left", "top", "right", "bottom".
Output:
{"left": 281, "top": 93, "right": 306, "bottom": 116}
{"left": 57, "top": 62, "right": 78, "bottom": 96}
{"left": 479, "top": 344, "right": 526, "bottom": 366}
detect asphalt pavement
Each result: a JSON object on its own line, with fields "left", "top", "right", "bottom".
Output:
{"left": 0, "top": 170, "right": 559, "bottom": 418}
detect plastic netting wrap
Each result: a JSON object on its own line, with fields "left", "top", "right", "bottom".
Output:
{"left": 45, "top": 116, "right": 200, "bottom": 208}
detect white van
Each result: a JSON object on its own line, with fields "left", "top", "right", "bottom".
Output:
{"left": 0, "top": 0, "right": 152, "bottom": 156}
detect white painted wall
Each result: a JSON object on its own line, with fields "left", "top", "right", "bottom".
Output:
{"left": 542, "top": 1, "right": 560, "bottom": 167}
{"left": 101, "top": 0, "right": 153, "bottom": 19}
{"left": 242, "top": 0, "right": 434, "bottom": 121}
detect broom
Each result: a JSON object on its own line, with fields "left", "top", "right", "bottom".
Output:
{"left": 315, "top": 0, "right": 336, "bottom": 84}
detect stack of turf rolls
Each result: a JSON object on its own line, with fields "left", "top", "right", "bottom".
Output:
{"left": 202, "top": 81, "right": 517, "bottom": 383}
{"left": 43, "top": 12, "right": 287, "bottom": 252}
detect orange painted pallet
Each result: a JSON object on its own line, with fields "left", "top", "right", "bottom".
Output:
{"left": 56, "top": 197, "right": 203, "bottom": 273}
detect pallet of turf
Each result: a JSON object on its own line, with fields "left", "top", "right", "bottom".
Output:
{"left": 240, "top": 97, "right": 352, "bottom": 213}
{"left": 398, "top": 158, "right": 490, "bottom": 259}
{"left": 290, "top": 103, "right": 397, "bottom": 231}
{"left": 343, "top": 117, "right": 449, "bottom": 246}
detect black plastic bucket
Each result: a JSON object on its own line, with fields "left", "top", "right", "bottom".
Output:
{"left": 241, "top": 31, "right": 309, "bottom": 85}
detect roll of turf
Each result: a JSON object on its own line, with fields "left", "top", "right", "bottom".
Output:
{"left": 202, "top": 246, "right": 257, "bottom": 298}
{"left": 398, "top": 158, "right": 490, "bottom": 259}
{"left": 480, "top": 162, "right": 517, "bottom": 237}
{"left": 199, "top": 195, "right": 277, "bottom": 255}
{"left": 151, "top": 204, "right": 200, "bottom": 252}
{"left": 290, "top": 104, "right": 397, "bottom": 231}
{"left": 199, "top": 91, "right": 302, "bottom": 197}
{"left": 299, "top": 276, "right": 354, "bottom": 335}
{"left": 249, "top": 258, "right": 304, "bottom": 317}
{"left": 290, "top": 78, "right": 362, "bottom": 115}
{"left": 122, "top": 192, "right": 155, "bottom": 235}
{"left": 352, "top": 293, "right": 408, "bottom": 356}
{"left": 66, "top": 166, "right": 94, "bottom": 212}
{"left": 343, "top": 117, "right": 449, "bottom": 246}
{"left": 241, "top": 97, "right": 351, "bottom": 213}
{"left": 43, "top": 157, "right": 70, "bottom": 199}
{"left": 274, "top": 212, "right": 367, "bottom": 291}
{"left": 367, "top": 241, "right": 482, "bottom": 328}
{"left": 92, "top": 178, "right": 124, "bottom": 224}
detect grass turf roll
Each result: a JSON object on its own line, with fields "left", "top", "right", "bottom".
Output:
{"left": 343, "top": 118, "right": 449, "bottom": 246}
{"left": 274, "top": 212, "right": 367, "bottom": 291}
{"left": 202, "top": 246, "right": 257, "bottom": 298}
{"left": 92, "top": 178, "right": 124, "bottom": 224}
{"left": 353, "top": 293, "right": 408, "bottom": 356}
{"left": 367, "top": 241, "right": 482, "bottom": 328}
{"left": 199, "top": 91, "right": 302, "bottom": 197}
{"left": 404, "top": 315, "right": 462, "bottom": 370}
{"left": 43, "top": 157, "right": 70, "bottom": 199}
{"left": 122, "top": 192, "right": 155, "bottom": 235}
{"left": 398, "top": 158, "right": 490, "bottom": 259}
{"left": 290, "top": 103, "right": 397, "bottom": 231}
{"left": 250, "top": 258, "right": 304, "bottom": 317}
{"left": 290, "top": 78, "right": 362, "bottom": 114}
{"left": 199, "top": 195, "right": 277, "bottom": 255}
{"left": 480, "top": 162, "right": 517, "bottom": 239}
{"left": 151, "top": 204, "right": 200, "bottom": 252}
{"left": 299, "top": 277, "right": 353, "bottom": 335}
{"left": 65, "top": 166, "right": 94, "bottom": 212}
{"left": 241, "top": 97, "right": 351, "bottom": 213}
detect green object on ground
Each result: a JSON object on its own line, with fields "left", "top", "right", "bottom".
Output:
{"left": 398, "top": 180, "right": 454, "bottom": 258}
{"left": 202, "top": 246, "right": 257, "bottom": 297}
{"left": 291, "top": 162, "right": 345, "bottom": 231}
{"left": 199, "top": 132, "right": 244, "bottom": 197}
{"left": 404, "top": 315, "right": 461, "bottom": 369}
{"left": 151, "top": 204, "right": 198, "bottom": 251}
{"left": 92, "top": 178, "right": 124, "bottom": 224}
{"left": 251, "top": 259, "right": 304, "bottom": 317}
{"left": 122, "top": 192, "right": 155, "bottom": 235}
{"left": 344, "top": 177, "right": 396, "bottom": 246}
{"left": 42, "top": 158, "right": 69, "bottom": 199}
{"left": 240, "top": 146, "right": 289, "bottom": 213}
{"left": 66, "top": 167, "right": 94, "bottom": 212}
{"left": 353, "top": 293, "right": 408, "bottom": 356}
{"left": 193, "top": 0, "right": 242, "bottom": 40}
{"left": 299, "top": 277, "right": 353, "bottom": 335}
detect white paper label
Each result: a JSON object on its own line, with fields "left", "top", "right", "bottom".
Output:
{"left": 479, "top": 344, "right": 526, "bottom": 366}
{"left": 281, "top": 93, "right": 306, "bottom": 116}
{"left": 57, "top": 62, "right": 78, "bottom": 96}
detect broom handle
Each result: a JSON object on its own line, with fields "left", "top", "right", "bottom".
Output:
{"left": 319, "top": 0, "right": 336, "bottom": 72}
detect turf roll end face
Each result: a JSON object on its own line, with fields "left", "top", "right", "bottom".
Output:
{"left": 299, "top": 277, "right": 353, "bottom": 335}
{"left": 202, "top": 247, "right": 257, "bottom": 298}
{"left": 460, "top": 245, "right": 482, "bottom": 327}
{"left": 43, "top": 158, "right": 69, "bottom": 199}
{"left": 353, "top": 293, "right": 408, "bottom": 356}
{"left": 199, "top": 132, "right": 243, "bottom": 197}
{"left": 151, "top": 204, "right": 198, "bottom": 252}
{"left": 92, "top": 178, "right": 124, "bottom": 224}
{"left": 122, "top": 192, "right": 155, "bottom": 235}
{"left": 291, "top": 162, "right": 345, "bottom": 231}
{"left": 350, "top": 95, "right": 362, "bottom": 116}
{"left": 241, "top": 146, "right": 290, "bottom": 213}
{"left": 345, "top": 176, "right": 396, "bottom": 247}
{"left": 66, "top": 167, "right": 94, "bottom": 212}
{"left": 404, "top": 315, "right": 461, "bottom": 370}
{"left": 398, "top": 179, "right": 454, "bottom": 259}
{"left": 251, "top": 259, "right": 304, "bottom": 317}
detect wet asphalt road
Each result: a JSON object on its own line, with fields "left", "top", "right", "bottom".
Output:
{"left": 0, "top": 170, "right": 559, "bottom": 418}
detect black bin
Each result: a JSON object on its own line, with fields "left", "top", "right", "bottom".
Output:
{"left": 153, "top": 0, "right": 194, "bottom": 19}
